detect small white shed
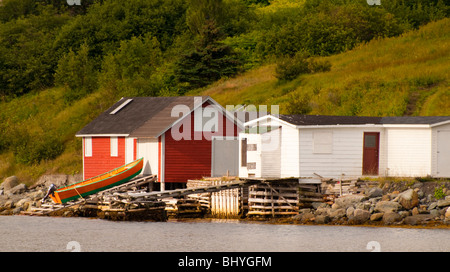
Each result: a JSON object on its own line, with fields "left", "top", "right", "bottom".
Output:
{"left": 239, "top": 115, "right": 450, "bottom": 179}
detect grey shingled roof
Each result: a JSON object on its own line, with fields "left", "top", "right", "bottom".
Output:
{"left": 76, "top": 96, "right": 209, "bottom": 137}
{"left": 278, "top": 115, "right": 450, "bottom": 126}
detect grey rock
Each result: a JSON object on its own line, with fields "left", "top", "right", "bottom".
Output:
{"left": 370, "top": 213, "right": 384, "bottom": 221}
{"left": 315, "top": 207, "right": 330, "bottom": 216}
{"left": 403, "top": 214, "right": 434, "bottom": 225}
{"left": 430, "top": 209, "right": 440, "bottom": 218}
{"left": 445, "top": 207, "right": 450, "bottom": 219}
{"left": 428, "top": 202, "right": 438, "bottom": 210}
{"left": 2, "top": 176, "right": 19, "bottom": 192}
{"left": 437, "top": 199, "right": 450, "bottom": 208}
{"left": 398, "top": 189, "right": 419, "bottom": 210}
{"left": 9, "top": 183, "right": 27, "bottom": 195}
{"left": 352, "top": 209, "right": 370, "bottom": 224}
{"left": 300, "top": 212, "right": 315, "bottom": 223}
{"left": 36, "top": 174, "right": 68, "bottom": 188}
{"left": 315, "top": 215, "right": 331, "bottom": 224}
{"left": 329, "top": 208, "right": 346, "bottom": 219}
{"left": 311, "top": 202, "right": 327, "bottom": 209}
{"left": 382, "top": 212, "right": 403, "bottom": 224}
{"left": 365, "top": 187, "right": 383, "bottom": 198}
{"left": 12, "top": 206, "right": 23, "bottom": 214}
{"left": 346, "top": 206, "right": 355, "bottom": 218}
{"left": 299, "top": 208, "right": 312, "bottom": 214}
{"left": 375, "top": 201, "right": 402, "bottom": 213}
{"left": 334, "top": 194, "right": 366, "bottom": 209}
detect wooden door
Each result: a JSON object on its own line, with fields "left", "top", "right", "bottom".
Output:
{"left": 363, "top": 132, "right": 379, "bottom": 175}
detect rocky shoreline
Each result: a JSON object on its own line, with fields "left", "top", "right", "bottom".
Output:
{"left": 290, "top": 181, "right": 450, "bottom": 227}
{"left": 1, "top": 174, "right": 450, "bottom": 228}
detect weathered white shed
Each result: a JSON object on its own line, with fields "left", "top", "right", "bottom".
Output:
{"left": 239, "top": 115, "right": 450, "bottom": 179}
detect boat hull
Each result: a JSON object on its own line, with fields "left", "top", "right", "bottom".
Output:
{"left": 50, "top": 158, "right": 143, "bottom": 204}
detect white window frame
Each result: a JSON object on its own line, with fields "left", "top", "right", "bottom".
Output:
{"left": 85, "top": 137, "right": 92, "bottom": 157}
{"left": 110, "top": 136, "right": 118, "bottom": 157}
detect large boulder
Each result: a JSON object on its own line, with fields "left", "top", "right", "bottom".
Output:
{"left": 8, "top": 183, "right": 27, "bottom": 195}
{"left": 398, "top": 189, "right": 419, "bottom": 210}
{"left": 382, "top": 212, "right": 403, "bottom": 224}
{"left": 35, "top": 174, "right": 68, "bottom": 188}
{"left": 365, "top": 187, "right": 383, "bottom": 198}
{"left": 2, "top": 176, "right": 19, "bottom": 192}
{"left": 445, "top": 207, "right": 450, "bottom": 220}
{"left": 437, "top": 198, "right": 450, "bottom": 208}
{"left": 351, "top": 209, "right": 371, "bottom": 224}
{"left": 370, "top": 212, "right": 384, "bottom": 221}
{"left": 403, "top": 214, "right": 434, "bottom": 225}
{"left": 329, "top": 208, "right": 346, "bottom": 220}
{"left": 375, "top": 201, "right": 402, "bottom": 213}
{"left": 334, "top": 195, "right": 366, "bottom": 209}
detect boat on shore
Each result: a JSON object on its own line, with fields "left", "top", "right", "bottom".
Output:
{"left": 50, "top": 158, "right": 144, "bottom": 204}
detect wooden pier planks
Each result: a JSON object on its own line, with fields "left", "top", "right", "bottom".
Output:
{"left": 22, "top": 174, "right": 158, "bottom": 217}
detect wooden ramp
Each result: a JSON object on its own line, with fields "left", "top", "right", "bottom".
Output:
{"left": 22, "top": 175, "right": 157, "bottom": 216}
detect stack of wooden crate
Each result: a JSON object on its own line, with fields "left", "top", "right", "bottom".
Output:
{"left": 247, "top": 180, "right": 299, "bottom": 218}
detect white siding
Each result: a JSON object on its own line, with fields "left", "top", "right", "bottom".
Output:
{"left": 137, "top": 138, "right": 159, "bottom": 175}
{"left": 299, "top": 127, "right": 385, "bottom": 179}
{"left": 280, "top": 124, "right": 300, "bottom": 178}
{"left": 261, "top": 128, "right": 281, "bottom": 178}
{"left": 386, "top": 128, "right": 431, "bottom": 177}
{"left": 125, "top": 137, "right": 135, "bottom": 164}
{"left": 432, "top": 123, "right": 450, "bottom": 177}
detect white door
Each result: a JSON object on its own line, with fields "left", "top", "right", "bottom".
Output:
{"left": 437, "top": 130, "right": 450, "bottom": 177}
{"left": 211, "top": 137, "right": 239, "bottom": 177}
{"left": 137, "top": 138, "right": 159, "bottom": 175}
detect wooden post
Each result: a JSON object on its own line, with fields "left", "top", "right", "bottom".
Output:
{"left": 270, "top": 185, "right": 274, "bottom": 218}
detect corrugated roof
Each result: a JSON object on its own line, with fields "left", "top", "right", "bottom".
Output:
{"left": 278, "top": 115, "right": 450, "bottom": 126}
{"left": 76, "top": 96, "right": 210, "bottom": 137}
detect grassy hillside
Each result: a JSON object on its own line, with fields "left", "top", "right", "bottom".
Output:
{"left": 0, "top": 88, "right": 117, "bottom": 184}
{"left": 197, "top": 18, "right": 450, "bottom": 116}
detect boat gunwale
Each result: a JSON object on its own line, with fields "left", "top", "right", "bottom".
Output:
{"left": 55, "top": 158, "right": 143, "bottom": 193}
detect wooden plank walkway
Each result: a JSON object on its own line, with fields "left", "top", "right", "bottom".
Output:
{"left": 127, "top": 179, "right": 260, "bottom": 200}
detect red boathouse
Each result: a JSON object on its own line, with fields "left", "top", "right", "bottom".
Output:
{"left": 76, "top": 96, "right": 242, "bottom": 190}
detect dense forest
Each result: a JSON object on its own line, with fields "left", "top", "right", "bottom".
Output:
{"left": 0, "top": 0, "right": 448, "bottom": 182}
{"left": 0, "top": 0, "right": 448, "bottom": 100}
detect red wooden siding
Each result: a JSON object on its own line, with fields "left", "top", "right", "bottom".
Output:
{"left": 163, "top": 102, "right": 239, "bottom": 183}
{"left": 84, "top": 137, "right": 126, "bottom": 179}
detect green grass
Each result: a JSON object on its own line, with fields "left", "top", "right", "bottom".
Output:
{"left": 0, "top": 87, "right": 117, "bottom": 184}
{"left": 197, "top": 18, "right": 450, "bottom": 116}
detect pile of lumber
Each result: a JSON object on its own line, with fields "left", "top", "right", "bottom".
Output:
{"left": 163, "top": 197, "right": 204, "bottom": 218}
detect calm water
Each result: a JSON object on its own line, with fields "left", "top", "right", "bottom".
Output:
{"left": 0, "top": 216, "right": 449, "bottom": 252}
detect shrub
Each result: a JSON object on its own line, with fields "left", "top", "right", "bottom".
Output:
{"left": 434, "top": 184, "right": 446, "bottom": 200}
{"left": 12, "top": 130, "right": 64, "bottom": 165}
{"left": 275, "top": 51, "right": 331, "bottom": 81}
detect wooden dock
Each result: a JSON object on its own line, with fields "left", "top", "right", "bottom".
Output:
{"left": 21, "top": 175, "right": 161, "bottom": 219}
{"left": 20, "top": 174, "right": 377, "bottom": 220}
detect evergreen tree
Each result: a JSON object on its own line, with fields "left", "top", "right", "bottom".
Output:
{"left": 175, "top": 20, "right": 240, "bottom": 91}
